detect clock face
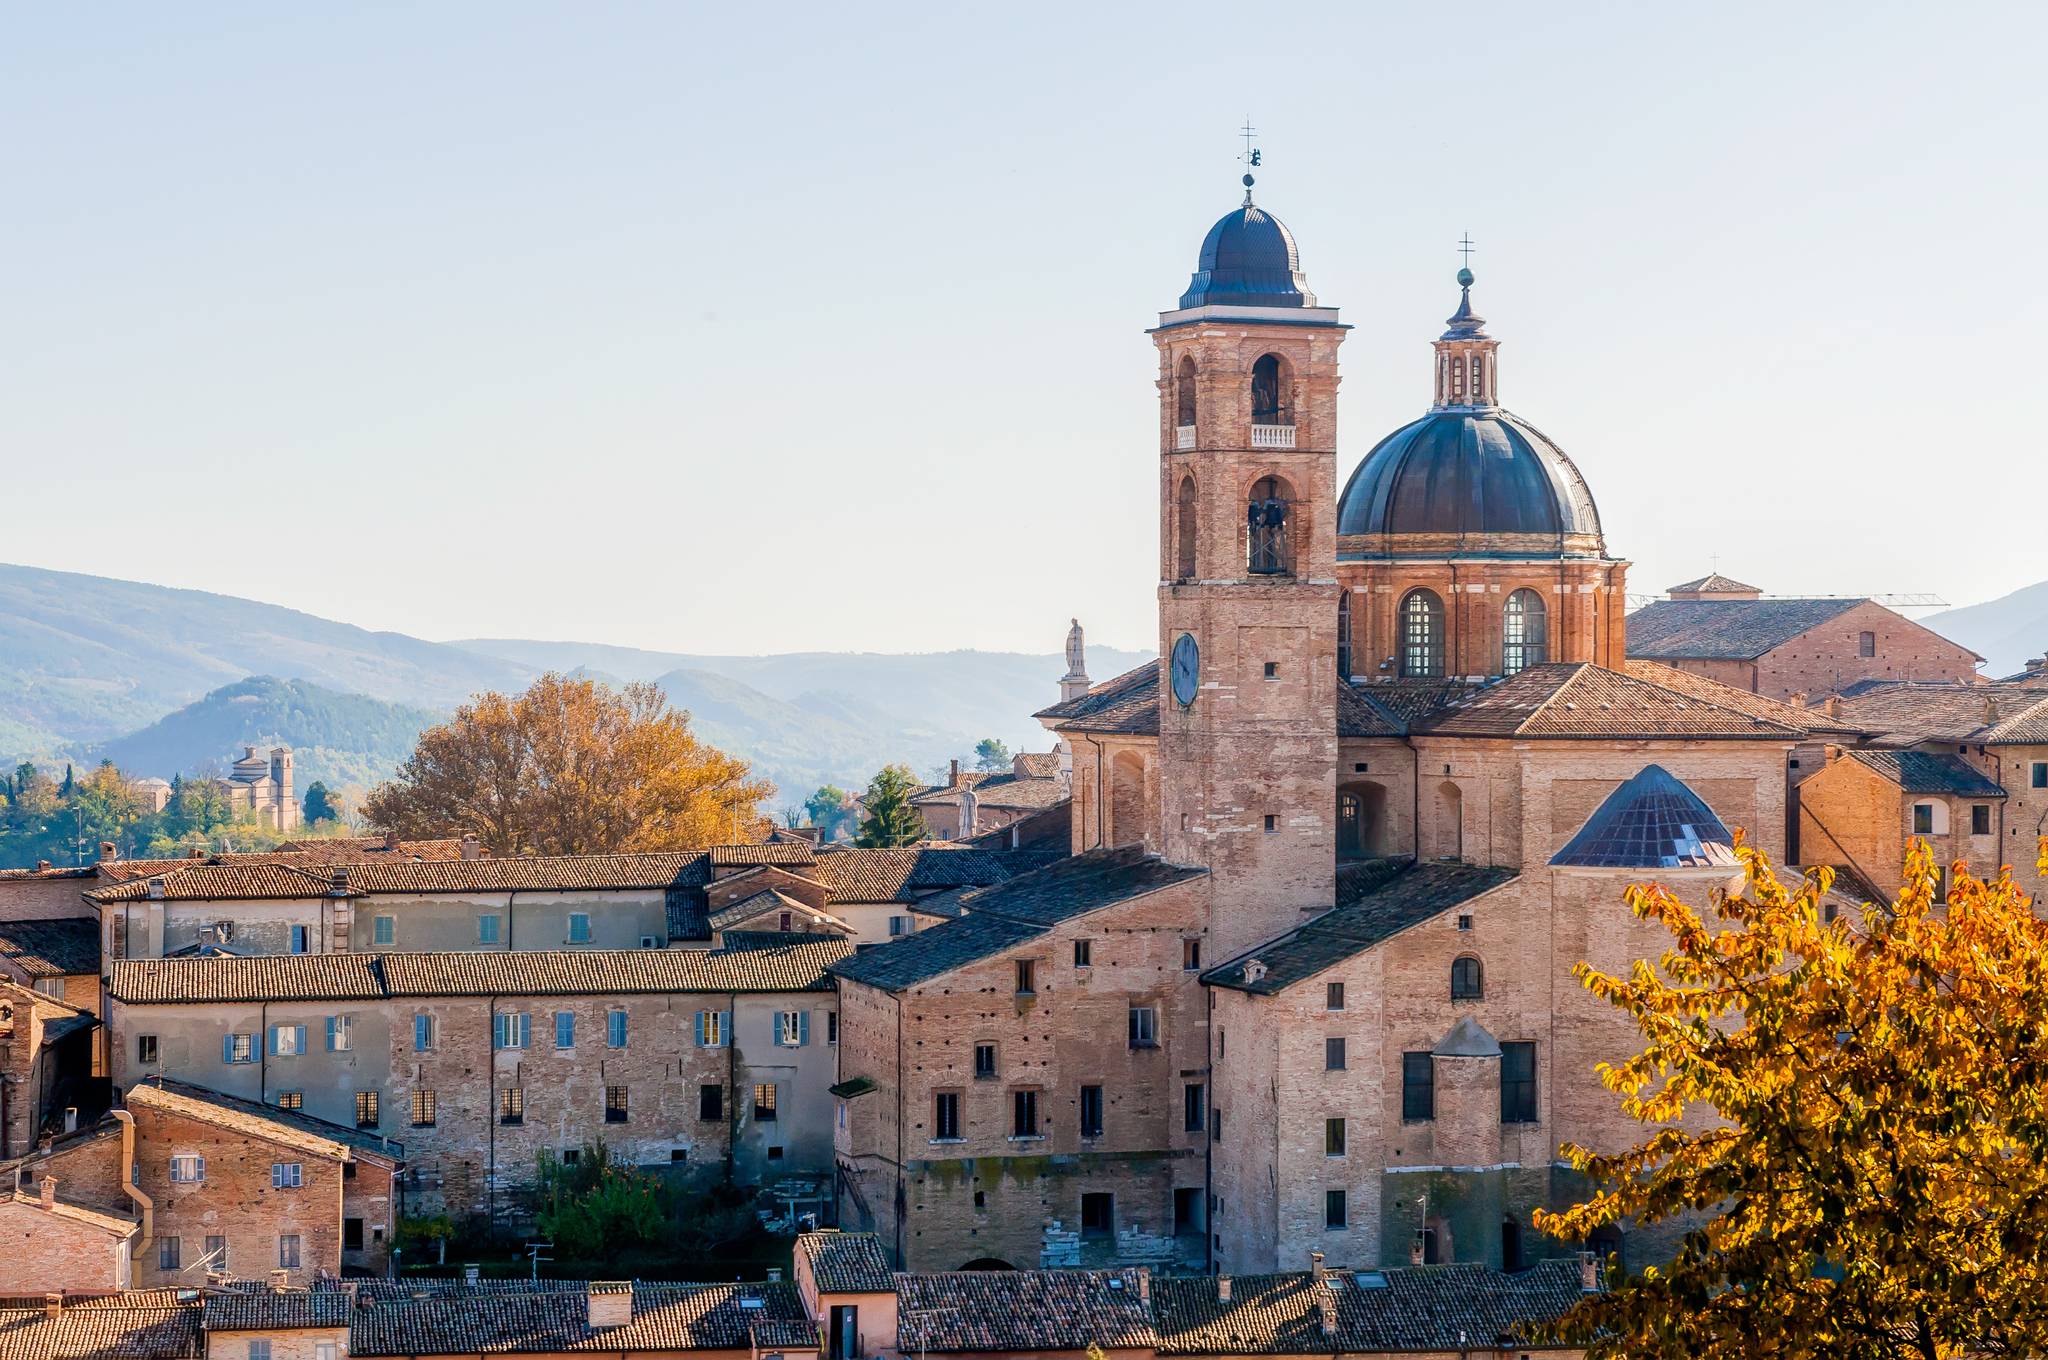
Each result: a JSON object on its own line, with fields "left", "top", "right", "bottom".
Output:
{"left": 1171, "top": 633, "right": 1200, "bottom": 706}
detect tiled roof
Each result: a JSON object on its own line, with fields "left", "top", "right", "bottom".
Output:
{"left": 0, "top": 1189, "right": 137, "bottom": 1237}
{"left": 1205, "top": 863, "right": 1517, "bottom": 995}
{"left": 813, "top": 848, "right": 1013, "bottom": 904}
{"left": 1035, "top": 664, "right": 1162, "bottom": 736}
{"left": 1419, "top": 664, "right": 1802, "bottom": 740}
{"left": 1828, "top": 680, "right": 2040, "bottom": 743}
{"left": 125, "top": 1082, "right": 353, "bottom": 1161}
{"left": 895, "top": 1269, "right": 1158, "bottom": 1353}
{"left": 90, "top": 851, "right": 752, "bottom": 905}
{"left": 1013, "top": 752, "right": 1061, "bottom": 779}
{"left": 88, "top": 862, "right": 338, "bottom": 904}
{"left": 111, "top": 939, "right": 848, "bottom": 1005}
{"left": 271, "top": 837, "right": 473, "bottom": 862}
{"left": 134, "top": 1078, "right": 403, "bottom": 1161}
{"left": 0, "top": 1299, "right": 203, "bottom": 1359}
{"left": 1621, "top": 660, "right": 1854, "bottom": 735}
{"left": 1550, "top": 765, "right": 1739, "bottom": 868}
{"left": 1150, "top": 1260, "right": 1585, "bottom": 1354}
{"left": 1848, "top": 749, "right": 2006, "bottom": 797}
{"left": 202, "top": 1290, "right": 353, "bottom": 1331}
{"left": 831, "top": 847, "right": 1205, "bottom": 992}
{"left": 1980, "top": 696, "right": 2048, "bottom": 744}
{"left": 910, "top": 774, "right": 994, "bottom": 806}
{"left": 963, "top": 773, "right": 1070, "bottom": 811}
{"left": 349, "top": 1281, "right": 810, "bottom": 1356}
{"left": 0, "top": 919, "right": 99, "bottom": 978}
{"left": 1337, "top": 681, "right": 1403, "bottom": 737}
{"left": 1625, "top": 597, "right": 1865, "bottom": 660}
{"left": 0, "top": 865, "right": 96, "bottom": 883}
{"left": 1668, "top": 573, "right": 1760, "bottom": 594}
{"left": 709, "top": 890, "right": 850, "bottom": 934}
{"left": 707, "top": 844, "right": 818, "bottom": 870}
{"left": 795, "top": 1231, "right": 895, "bottom": 1293}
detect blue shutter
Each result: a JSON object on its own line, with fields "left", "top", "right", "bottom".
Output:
{"left": 798, "top": 1011, "right": 811, "bottom": 1046}
{"left": 222, "top": 1035, "right": 234, "bottom": 1064}
{"left": 325, "top": 1017, "right": 338, "bottom": 1051}
{"left": 695, "top": 1012, "right": 706, "bottom": 1046}
{"left": 293, "top": 1025, "right": 306, "bottom": 1054}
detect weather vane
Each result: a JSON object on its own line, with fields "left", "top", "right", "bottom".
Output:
{"left": 1239, "top": 119, "right": 1261, "bottom": 204}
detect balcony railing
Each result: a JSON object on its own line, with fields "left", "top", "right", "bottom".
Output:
{"left": 1251, "top": 423, "right": 1296, "bottom": 449}
{"left": 1175, "top": 425, "right": 1196, "bottom": 450}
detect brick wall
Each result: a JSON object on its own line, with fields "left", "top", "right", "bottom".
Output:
{"left": 1756, "top": 601, "right": 1980, "bottom": 701}
{"left": 0, "top": 1196, "right": 130, "bottom": 1292}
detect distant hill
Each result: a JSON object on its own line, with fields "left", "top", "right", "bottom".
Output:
{"left": 92, "top": 676, "right": 443, "bottom": 793}
{"left": 1925, "top": 580, "right": 2048, "bottom": 678}
{"left": 0, "top": 562, "right": 529, "bottom": 753}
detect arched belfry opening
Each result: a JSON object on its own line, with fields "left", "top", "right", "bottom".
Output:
{"left": 1175, "top": 475, "right": 1198, "bottom": 581}
{"left": 1175, "top": 355, "right": 1198, "bottom": 431}
{"left": 1247, "top": 476, "right": 1293, "bottom": 576}
{"left": 1250, "top": 353, "right": 1293, "bottom": 427}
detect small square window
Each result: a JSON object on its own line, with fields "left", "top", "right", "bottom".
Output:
{"left": 1129, "top": 1006, "right": 1159, "bottom": 1048}
{"left": 1183, "top": 938, "right": 1202, "bottom": 970}
{"left": 373, "top": 915, "right": 395, "bottom": 947}
{"left": 477, "top": 915, "right": 500, "bottom": 945}
{"left": 278, "top": 1234, "right": 302, "bottom": 1269}
{"left": 568, "top": 913, "right": 592, "bottom": 944}
{"left": 1015, "top": 959, "right": 1036, "bottom": 994}
{"left": 276, "top": 1092, "right": 302, "bottom": 1111}
{"left": 606, "top": 1085, "right": 630, "bottom": 1123}
{"left": 249, "top": 1341, "right": 271, "bottom": 1360}
{"left": 1913, "top": 803, "right": 1935, "bottom": 835}
{"left": 1326, "top": 982, "right": 1344, "bottom": 1011}
{"left": 2033, "top": 762, "right": 2048, "bottom": 790}
{"left": 974, "top": 1043, "right": 998, "bottom": 1079}
{"left": 159, "top": 1237, "right": 182, "bottom": 1270}
{"left": 1457, "top": 913, "right": 1474, "bottom": 931}
{"left": 1263, "top": 662, "right": 1278, "bottom": 679}
{"left": 1325, "top": 1189, "right": 1348, "bottom": 1230}
{"left": 1081, "top": 1191, "right": 1115, "bottom": 1238}
{"left": 1264, "top": 815, "right": 1278, "bottom": 833}
{"left": 271, "top": 1162, "right": 303, "bottom": 1189}
{"left": 500, "top": 1086, "right": 524, "bottom": 1125}
{"left": 1972, "top": 804, "right": 1992, "bottom": 835}
{"left": 137, "top": 1035, "right": 158, "bottom": 1064}
{"left": 1073, "top": 938, "right": 1092, "bottom": 968}
{"left": 1353, "top": 762, "right": 1367, "bottom": 773}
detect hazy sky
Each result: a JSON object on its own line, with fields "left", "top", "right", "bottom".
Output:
{"left": 5, "top": 3, "right": 2042, "bottom": 656}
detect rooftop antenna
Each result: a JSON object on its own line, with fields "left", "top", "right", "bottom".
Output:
{"left": 1239, "top": 118, "right": 1261, "bottom": 205}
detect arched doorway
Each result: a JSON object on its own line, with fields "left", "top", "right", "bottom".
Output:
{"left": 1110, "top": 751, "right": 1147, "bottom": 850}
{"left": 1336, "top": 781, "right": 1389, "bottom": 860}
{"left": 1434, "top": 780, "right": 1463, "bottom": 860}
{"left": 959, "top": 1257, "right": 1016, "bottom": 1271}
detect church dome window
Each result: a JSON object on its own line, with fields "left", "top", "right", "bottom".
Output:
{"left": 1400, "top": 589, "right": 1444, "bottom": 678}
{"left": 1502, "top": 589, "right": 1548, "bottom": 675}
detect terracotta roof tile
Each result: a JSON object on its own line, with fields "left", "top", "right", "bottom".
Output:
{"left": 1035, "top": 664, "right": 1161, "bottom": 736}
{"left": 0, "top": 1299, "right": 202, "bottom": 1359}
{"left": 895, "top": 1269, "right": 1157, "bottom": 1353}
{"left": 125, "top": 1083, "right": 355, "bottom": 1161}
{"left": 0, "top": 919, "right": 98, "bottom": 978}
{"left": 202, "top": 1290, "right": 353, "bottom": 1331}
{"left": 349, "top": 1281, "right": 810, "bottom": 1355}
{"left": 795, "top": 1232, "right": 894, "bottom": 1293}
{"left": 141, "top": 1078, "right": 401, "bottom": 1161}
{"left": 1420, "top": 664, "right": 1801, "bottom": 740}
{"left": 1623, "top": 660, "right": 1853, "bottom": 735}
{"left": 813, "top": 848, "right": 1013, "bottom": 904}
{"left": 1626, "top": 597, "right": 1865, "bottom": 660}
{"left": 1847, "top": 749, "right": 2005, "bottom": 797}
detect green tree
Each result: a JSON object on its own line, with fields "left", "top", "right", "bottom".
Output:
{"left": 804, "top": 784, "right": 857, "bottom": 840}
{"left": 854, "top": 764, "right": 926, "bottom": 847}
{"left": 974, "top": 737, "right": 1012, "bottom": 772}
{"left": 302, "top": 781, "right": 342, "bottom": 824}
{"left": 1534, "top": 839, "right": 2048, "bottom": 1359}
{"left": 533, "top": 1143, "right": 673, "bottom": 1267}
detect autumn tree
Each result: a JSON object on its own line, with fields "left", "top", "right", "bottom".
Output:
{"left": 364, "top": 673, "right": 772, "bottom": 855}
{"left": 854, "top": 764, "right": 926, "bottom": 848}
{"left": 1534, "top": 839, "right": 2048, "bottom": 1359}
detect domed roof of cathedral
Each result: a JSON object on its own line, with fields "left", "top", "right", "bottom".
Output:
{"left": 1336, "top": 409, "right": 1603, "bottom": 545}
{"left": 1178, "top": 181, "right": 1316, "bottom": 309}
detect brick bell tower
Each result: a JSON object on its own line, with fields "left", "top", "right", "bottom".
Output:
{"left": 1152, "top": 164, "right": 1349, "bottom": 960}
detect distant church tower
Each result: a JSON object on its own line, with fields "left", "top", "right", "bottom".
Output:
{"left": 1153, "top": 164, "right": 1347, "bottom": 959}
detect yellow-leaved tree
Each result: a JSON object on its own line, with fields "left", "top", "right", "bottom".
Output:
{"left": 365, "top": 673, "right": 772, "bottom": 855}
{"left": 1535, "top": 839, "right": 2048, "bottom": 1359}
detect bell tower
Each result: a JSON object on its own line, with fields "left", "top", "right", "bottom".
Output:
{"left": 1152, "top": 165, "right": 1348, "bottom": 960}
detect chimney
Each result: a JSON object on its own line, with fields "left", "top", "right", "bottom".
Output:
{"left": 270, "top": 1268, "right": 289, "bottom": 1292}
{"left": 588, "top": 1282, "right": 632, "bottom": 1330}
{"left": 1824, "top": 694, "right": 1842, "bottom": 719}
{"left": 38, "top": 1176, "right": 55, "bottom": 1209}
{"left": 1136, "top": 1268, "right": 1150, "bottom": 1304}
{"left": 98, "top": 842, "right": 117, "bottom": 863}
{"left": 384, "top": 829, "right": 402, "bottom": 852}
{"left": 33, "top": 860, "right": 49, "bottom": 873}
{"left": 948, "top": 759, "right": 960, "bottom": 789}
{"left": 1316, "top": 1290, "right": 1336, "bottom": 1338}
{"left": 1824, "top": 744, "right": 1843, "bottom": 766}
{"left": 1215, "top": 1276, "right": 1231, "bottom": 1303}
{"left": 42, "top": 1293, "right": 60, "bottom": 1321}
{"left": 1789, "top": 692, "right": 1808, "bottom": 709}
{"left": 329, "top": 866, "right": 350, "bottom": 895}
{"left": 1409, "top": 1234, "right": 1424, "bottom": 1266}
{"left": 460, "top": 833, "right": 484, "bottom": 860}
{"left": 1309, "top": 1251, "right": 1326, "bottom": 1281}
{"left": 62, "top": 1108, "right": 77, "bottom": 1134}
{"left": 146, "top": 876, "right": 167, "bottom": 901}
{"left": 1579, "top": 1251, "right": 1599, "bottom": 1293}
{"left": 1987, "top": 696, "right": 2001, "bottom": 725}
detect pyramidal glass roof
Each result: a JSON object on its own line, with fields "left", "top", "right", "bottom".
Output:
{"left": 1550, "top": 764, "right": 1738, "bottom": 869}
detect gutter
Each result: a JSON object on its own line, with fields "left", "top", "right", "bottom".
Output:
{"left": 111, "top": 1108, "right": 152, "bottom": 1261}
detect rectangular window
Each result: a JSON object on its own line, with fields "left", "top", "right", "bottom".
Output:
{"left": 1183, "top": 1082, "right": 1206, "bottom": 1133}
{"left": 277, "top": 1092, "right": 302, "bottom": 1111}
{"left": 224, "top": 1033, "right": 255, "bottom": 1064}
{"left": 1073, "top": 938, "right": 1092, "bottom": 968}
{"left": 1325, "top": 1189, "right": 1348, "bottom": 1230}
{"left": 326, "top": 1015, "right": 351, "bottom": 1052}
{"left": 271, "top": 1023, "right": 307, "bottom": 1056}
{"left": 414, "top": 1014, "right": 435, "bottom": 1052}
{"left": 1128, "top": 1006, "right": 1159, "bottom": 1048}
{"left": 934, "top": 1091, "right": 961, "bottom": 1140}
{"left": 316, "top": 1344, "right": 336, "bottom": 1360}
{"left": 568, "top": 912, "right": 591, "bottom": 943}
{"left": 289, "top": 924, "right": 309, "bottom": 955}
{"left": 249, "top": 1342, "right": 272, "bottom": 1360}
{"left": 494, "top": 1012, "right": 531, "bottom": 1050}
{"left": 1326, "top": 982, "right": 1345, "bottom": 1011}
{"left": 1325, "top": 1036, "right": 1346, "bottom": 1070}
{"left": 1972, "top": 804, "right": 1992, "bottom": 835}
{"left": 137, "top": 1035, "right": 158, "bottom": 1064}
{"left": 271, "top": 1162, "right": 303, "bottom": 1189}
{"left": 1858, "top": 630, "right": 1877, "bottom": 657}
{"left": 1012, "top": 1089, "right": 1039, "bottom": 1137}
{"left": 1081, "top": 1191, "right": 1114, "bottom": 1238}
{"left": 1913, "top": 803, "right": 1935, "bottom": 835}
{"left": 606, "top": 1085, "right": 630, "bottom": 1123}
{"left": 204, "top": 1235, "right": 227, "bottom": 1272}
{"left": 1501, "top": 1041, "right": 1539, "bottom": 1123}
{"left": 159, "top": 1237, "right": 181, "bottom": 1270}
{"left": 608, "top": 1010, "right": 629, "bottom": 1049}
{"left": 1015, "top": 959, "right": 1036, "bottom": 994}
{"left": 410, "top": 1089, "right": 436, "bottom": 1127}
{"left": 278, "top": 1234, "right": 301, "bottom": 1269}
{"left": 752, "top": 1083, "right": 776, "bottom": 1122}
{"left": 1079, "top": 1084, "right": 1104, "bottom": 1138}
{"left": 556, "top": 1012, "right": 576, "bottom": 1048}
{"left": 974, "top": 1043, "right": 997, "bottom": 1079}
{"left": 1402, "top": 1052, "right": 1435, "bottom": 1121}
{"left": 1325, "top": 1117, "right": 1345, "bottom": 1156}
{"left": 500, "top": 1086, "right": 524, "bottom": 1125}
{"left": 889, "top": 915, "right": 911, "bottom": 937}
{"left": 355, "top": 1090, "right": 380, "bottom": 1129}
{"left": 373, "top": 915, "right": 394, "bottom": 946}
{"left": 699, "top": 1084, "right": 723, "bottom": 1121}
{"left": 696, "top": 1011, "right": 726, "bottom": 1047}
{"left": 827, "top": 1011, "right": 838, "bottom": 1045}
{"left": 1182, "top": 938, "right": 1201, "bottom": 970}
{"left": 478, "top": 914, "right": 500, "bottom": 945}
{"left": 2035, "top": 762, "right": 2048, "bottom": 790}
{"left": 1263, "top": 815, "right": 1278, "bottom": 833}
{"left": 169, "top": 1154, "right": 204, "bottom": 1183}
{"left": 777, "top": 1010, "right": 810, "bottom": 1047}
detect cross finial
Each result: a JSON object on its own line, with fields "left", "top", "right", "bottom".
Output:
{"left": 1238, "top": 118, "right": 1261, "bottom": 205}
{"left": 1458, "top": 233, "right": 1476, "bottom": 265}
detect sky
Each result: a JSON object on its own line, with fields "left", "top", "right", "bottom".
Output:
{"left": 3, "top": 2, "right": 2043, "bottom": 656}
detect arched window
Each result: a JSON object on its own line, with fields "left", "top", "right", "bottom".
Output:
{"left": 1175, "top": 355, "right": 1198, "bottom": 429}
{"left": 1469, "top": 354, "right": 1484, "bottom": 402}
{"left": 1450, "top": 955, "right": 1483, "bottom": 1000}
{"left": 1502, "top": 589, "right": 1548, "bottom": 675}
{"left": 1251, "top": 354, "right": 1290, "bottom": 424}
{"left": 1337, "top": 792, "right": 1364, "bottom": 858}
{"left": 1858, "top": 630, "right": 1876, "bottom": 658}
{"left": 1175, "top": 475, "right": 1198, "bottom": 581}
{"left": 1501, "top": 1217, "right": 1524, "bottom": 1272}
{"left": 1336, "top": 591, "right": 1352, "bottom": 678}
{"left": 1247, "top": 476, "right": 1292, "bottom": 576}
{"left": 1400, "top": 589, "right": 1444, "bottom": 678}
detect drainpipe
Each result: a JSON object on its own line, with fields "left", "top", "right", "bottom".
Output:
{"left": 894, "top": 990, "right": 905, "bottom": 1266}
{"left": 505, "top": 892, "right": 518, "bottom": 951}
{"left": 111, "top": 1108, "right": 152, "bottom": 1262}
{"left": 1203, "top": 988, "right": 1214, "bottom": 1273}
{"left": 0, "top": 1076, "right": 10, "bottom": 1160}
{"left": 487, "top": 996, "right": 500, "bottom": 1230}
{"left": 726, "top": 991, "right": 739, "bottom": 1184}
{"left": 259, "top": 1001, "right": 270, "bottom": 1103}
{"left": 1405, "top": 737, "right": 1422, "bottom": 857}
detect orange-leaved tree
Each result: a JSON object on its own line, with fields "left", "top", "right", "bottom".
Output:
{"left": 365, "top": 673, "right": 772, "bottom": 855}
{"left": 1534, "top": 839, "right": 2048, "bottom": 1360}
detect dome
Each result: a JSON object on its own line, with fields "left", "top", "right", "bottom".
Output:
{"left": 1335, "top": 409, "right": 1603, "bottom": 547}
{"left": 1178, "top": 202, "right": 1316, "bottom": 309}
